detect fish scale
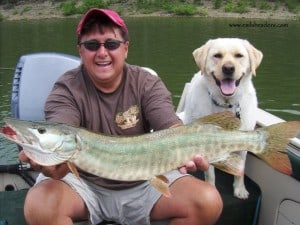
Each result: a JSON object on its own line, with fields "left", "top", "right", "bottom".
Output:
{"left": 70, "top": 124, "right": 267, "bottom": 181}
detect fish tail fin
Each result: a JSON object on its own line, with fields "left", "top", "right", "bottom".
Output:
{"left": 258, "top": 121, "right": 300, "bottom": 175}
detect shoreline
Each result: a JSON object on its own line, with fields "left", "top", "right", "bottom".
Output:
{"left": 0, "top": 1, "right": 298, "bottom": 21}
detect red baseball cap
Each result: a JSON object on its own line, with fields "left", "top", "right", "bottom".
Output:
{"left": 76, "top": 8, "right": 128, "bottom": 35}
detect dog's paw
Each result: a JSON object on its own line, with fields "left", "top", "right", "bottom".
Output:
{"left": 234, "top": 186, "right": 249, "bottom": 199}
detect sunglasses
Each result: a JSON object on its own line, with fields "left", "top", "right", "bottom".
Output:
{"left": 79, "top": 39, "right": 126, "bottom": 51}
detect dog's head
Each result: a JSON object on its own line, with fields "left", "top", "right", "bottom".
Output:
{"left": 193, "top": 38, "right": 263, "bottom": 96}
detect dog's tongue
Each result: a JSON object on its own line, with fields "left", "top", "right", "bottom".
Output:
{"left": 220, "top": 79, "right": 236, "bottom": 96}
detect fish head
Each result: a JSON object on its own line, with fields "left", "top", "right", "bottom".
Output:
{"left": 0, "top": 118, "right": 79, "bottom": 166}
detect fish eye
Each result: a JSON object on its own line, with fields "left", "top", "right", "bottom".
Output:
{"left": 37, "top": 127, "right": 46, "bottom": 134}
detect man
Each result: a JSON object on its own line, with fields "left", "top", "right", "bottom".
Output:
{"left": 19, "top": 8, "right": 222, "bottom": 225}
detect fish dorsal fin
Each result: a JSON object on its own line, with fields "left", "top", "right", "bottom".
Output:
{"left": 212, "top": 152, "right": 245, "bottom": 176}
{"left": 150, "top": 175, "right": 172, "bottom": 198}
{"left": 194, "top": 111, "right": 241, "bottom": 130}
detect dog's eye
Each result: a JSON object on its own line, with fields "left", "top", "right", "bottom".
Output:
{"left": 214, "top": 53, "right": 222, "bottom": 58}
{"left": 235, "top": 53, "right": 243, "bottom": 58}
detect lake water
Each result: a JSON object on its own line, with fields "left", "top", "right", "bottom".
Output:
{"left": 0, "top": 17, "right": 299, "bottom": 164}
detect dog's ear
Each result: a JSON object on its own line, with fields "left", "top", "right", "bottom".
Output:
{"left": 192, "top": 40, "right": 212, "bottom": 74}
{"left": 244, "top": 40, "right": 263, "bottom": 76}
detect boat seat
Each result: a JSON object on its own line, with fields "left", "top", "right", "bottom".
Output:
{"left": 11, "top": 52, "right": 81, "bottom": 120}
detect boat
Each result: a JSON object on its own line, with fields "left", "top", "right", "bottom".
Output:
{"left": 0, "top": 52, "right": 299, "bottom": 225}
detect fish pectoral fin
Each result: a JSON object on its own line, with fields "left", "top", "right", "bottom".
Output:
{"left": 67, "top": 162, "right": 80, "bottom": 178}
{"left": 150, "top": 175, "right": 172, "bottom": 198}
{"left": 212, "top": 153, "right": 244, "bottom": 176}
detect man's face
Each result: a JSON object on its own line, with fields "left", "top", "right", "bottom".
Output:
{"left": 78, "top": 25, "right": 129, "bottom": 93}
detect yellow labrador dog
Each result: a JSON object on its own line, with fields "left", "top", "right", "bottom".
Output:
{"left": 179, "top": 38, "right": 263, "bottom": 199}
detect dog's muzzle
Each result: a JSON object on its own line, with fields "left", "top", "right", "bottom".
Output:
{"left": 212, "top": 70, "right": 244, "bottom": 97}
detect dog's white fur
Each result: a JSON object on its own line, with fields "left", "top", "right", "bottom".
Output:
{"left": 179, "top": 38, "right": 263, "bottom": 199}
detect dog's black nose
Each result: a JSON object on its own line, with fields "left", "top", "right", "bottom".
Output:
{"left": 222, "top": 63, "right": 235, "bottom": 76}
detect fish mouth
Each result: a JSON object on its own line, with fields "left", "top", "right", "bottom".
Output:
{"left": 0, "top": 125, "right": 23, "bottom": 144}
{"left": 212, "top": 73, "right": 244, "bottom": 96}
{"left": 0, "top": 123, "right": 41, "bottom": 150}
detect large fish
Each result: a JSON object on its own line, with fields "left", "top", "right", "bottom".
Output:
{"left": 1, "top": 112, "right": 299, "bottom": 197}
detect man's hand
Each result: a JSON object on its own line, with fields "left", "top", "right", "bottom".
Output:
{"left": 179, "top": 154, "right": 209, "bottom": 174}
{"left": 19, "top": 150, "right": 69, "bottom": 179}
